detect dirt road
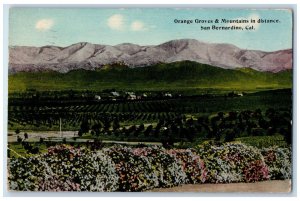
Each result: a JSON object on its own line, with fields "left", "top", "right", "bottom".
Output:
{"left": 149, "top": 180, "right": 291, "bottom": 193}
{"left": 7, "top": 131, "right": 164, "bottom": 145}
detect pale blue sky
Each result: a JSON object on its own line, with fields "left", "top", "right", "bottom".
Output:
{"left": 9, "top": 8, "right": 293, "bottom": 51}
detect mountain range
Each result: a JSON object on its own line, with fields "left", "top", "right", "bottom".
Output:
{"left": 9, "top": 39, "right": 292, "bottom": 73}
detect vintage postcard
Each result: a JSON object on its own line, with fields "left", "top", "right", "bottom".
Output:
{"left": 7, "top": 7, "right": 293, "bottom": 192}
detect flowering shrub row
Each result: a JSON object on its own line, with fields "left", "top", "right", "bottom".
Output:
{"left": 8, "top": 143, "right": 291, "bottom": 191}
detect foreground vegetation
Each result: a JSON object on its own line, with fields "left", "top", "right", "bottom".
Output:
{"left": 8, "top": 143, "right": 291, "bottom": 191}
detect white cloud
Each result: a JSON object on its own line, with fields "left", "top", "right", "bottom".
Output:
{"left": 107, "top": 14, "right": 124, "bottom": 30}
{"left": 131, "top": 21, "right": 146, "bottom": 31}
{"left": 35, "top": 19, "right": 54, "bottom": 31}
{"left": 107, "top": 15, "right": 151, "bottom": 32}
{"left": 228, "top": 13, "right": 261, "bottom": 31}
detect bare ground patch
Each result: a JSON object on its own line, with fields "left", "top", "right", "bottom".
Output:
{"left": 149, "top": 180, "right": 291, "bottom": 193}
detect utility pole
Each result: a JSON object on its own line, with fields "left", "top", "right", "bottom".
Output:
{"left": 60, "top": 118, "right": 62, "bottom": 138}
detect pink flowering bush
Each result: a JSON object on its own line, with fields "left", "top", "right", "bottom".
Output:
{"left": 260, "top": 147, "right": 291, "bottom": 180}
{"left": 8, "top": 157, "right": 47, "bottom": 191}
{"left": 38, "top": 175, "right": 80, "bottom": 191}
{"left": 42, "top": 145, "right": 119, "bottom": 191}
{"left": 132, "top": 146, "right": 187, "bottom": 188}
{"left": 168, "top": 149, "right": 207, "bottom": 184}
{"left": 243, "top": 160, "right": 269, "bottom": 182}
{"left": 9, "top": 145, "right": 118, "bottom": 191}
{"left": 196, "top": 143, "right": 269, "bottom": 183}
{"left": 105, "top": 146, "right": 159, "bottom": 191}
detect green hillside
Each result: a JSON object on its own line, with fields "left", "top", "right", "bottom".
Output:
{"left": 8, "top": 61, "right": 292, "bottom": 93}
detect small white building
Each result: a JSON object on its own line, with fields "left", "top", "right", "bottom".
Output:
{"left": 125, "top": 91, "right": 135, "bottom": 95}
{"left": 111, "top": 91, "right": 120, "bottom": 97}
{"left": 94, "top": 95, "right": 101, "bottom": 100}
{"left": 127, "top": 94, "right": 137, "bottom": 100}
{"left": 164, "top": 93, "right": 172, "bottom": 97}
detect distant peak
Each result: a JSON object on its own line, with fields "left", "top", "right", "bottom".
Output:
{"left": 68, "top": 42, "right": 92, "bottom": 47}
{"left": 116, "top": 42, "right": 138, "bottom": 46}
{"left": 160, "top": 38, "right": 199, "bottom": 45}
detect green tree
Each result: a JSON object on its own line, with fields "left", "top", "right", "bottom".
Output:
{"left": 15, "top": 129, "right": 20, "bottom": 135}
{"left": 80, "top": 120, "right": 90, "bottom": 134}
{"left": 113, "top": 118, "right": 120, "bottom": 131}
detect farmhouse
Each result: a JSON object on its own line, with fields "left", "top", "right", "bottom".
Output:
{"left": 111, "top": 91, "right": 120, "bottom": 97}
{"left": 127, "top": 94, "right": 137, "bottom": 100}
{"left": 125, "top": 91, "right": 135, "bottom": 95}
{"left": 164, "top": 93, "right": 172, "bottom": 98}
{"left": 94, "top": 95, "right": 101, "bottom": 100}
